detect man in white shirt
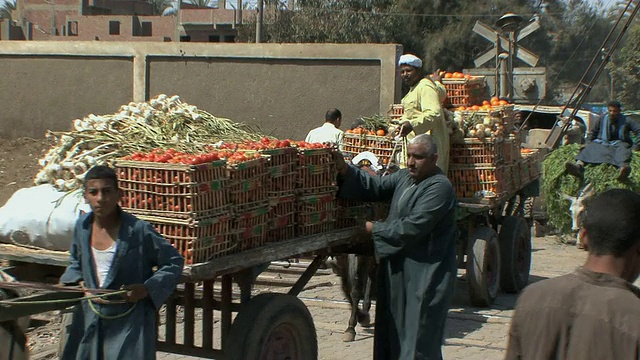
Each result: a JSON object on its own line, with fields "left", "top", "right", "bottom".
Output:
{"left": 305, "top": 108, "right": 344, "bottom": 145}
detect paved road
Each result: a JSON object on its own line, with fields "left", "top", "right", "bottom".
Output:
{"left": 157, "top": 235, "right": 587, "bottom": 360}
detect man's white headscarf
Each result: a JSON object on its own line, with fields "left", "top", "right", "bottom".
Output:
{"left": 398, "top": 54, "right": 423, "bottom": 68}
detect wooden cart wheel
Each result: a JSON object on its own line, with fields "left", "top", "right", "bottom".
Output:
{"left": 226, "top": 293, "right": 318, "bottom": 360}
{"left": 499, "top": 216, "right": 532, "bottom": 293}
{"left": 466, "top": 226, "right": 501, "bottom": 307}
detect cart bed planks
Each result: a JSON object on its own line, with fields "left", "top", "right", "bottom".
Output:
{"left": 0, "top": 228, "right": 359, "bottom": 282}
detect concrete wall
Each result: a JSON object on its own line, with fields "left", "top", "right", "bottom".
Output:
{"left": 0, "top": 42, "right": 402, "bottom": 140}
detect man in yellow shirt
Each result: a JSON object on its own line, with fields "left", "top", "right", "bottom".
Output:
{"left": 398, "top": 54, "right": 449, "bottom": 173}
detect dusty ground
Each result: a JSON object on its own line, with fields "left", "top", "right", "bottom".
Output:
{"left": 0, "top": 137, "right": 52, "bottom": 206}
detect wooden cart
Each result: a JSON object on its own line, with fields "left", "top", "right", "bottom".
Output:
{"left": 0, "top": 227, "right": 360, "bottom": 359}
{"left": 456, "top": 178, "right": 539, "bottom": 307}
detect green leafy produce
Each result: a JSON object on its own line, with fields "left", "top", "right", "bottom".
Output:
{"left": 542, "top": 144, "right": 640, "bottom": 233}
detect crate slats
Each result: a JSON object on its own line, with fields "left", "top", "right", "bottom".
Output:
{"left": 137, "top": 214, "right": 234, "bottom": 265}
{"left": 115, "top": 160, "right": 229, "bottom": 220}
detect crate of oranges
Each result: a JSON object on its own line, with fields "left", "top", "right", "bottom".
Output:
{"left": 441, "top": 74, "right": 487, "bottom": 107}
{"left": 342, "top": 128, "right": 400, "bottom": 167}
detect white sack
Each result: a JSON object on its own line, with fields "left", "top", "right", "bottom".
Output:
{"left": 0, "top": 185, "right": 90, "bottom": 251}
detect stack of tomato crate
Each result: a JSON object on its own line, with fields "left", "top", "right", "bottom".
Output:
{"left": 113, "top": 139, "right": 344, "bottom": 265}
{"left": 441, "top": 74, "right": 487, "bottom": 107}
{"left": 115, "top": 150, "right": 235, "bottom": 265}
{"left": 260, "top": 144, "right": 298, "bottom": 242}
{"left": 295, "top": 145, "right": 338, "bottom": 237}
{"left": 448, "top": 126, "right": 524, "bottom": 202}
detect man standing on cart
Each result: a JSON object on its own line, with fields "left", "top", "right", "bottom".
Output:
{"left": 59, "top": 166, "right": 184, "bottom": 360}
{"left": 397, "top": 54, "right": 449, "bottom": 174}
{"left": 334, "top": 133, "right": 457, "bottom": 359}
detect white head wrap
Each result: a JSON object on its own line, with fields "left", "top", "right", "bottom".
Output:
{"left": 398, "top": 54, "right": 422, "bottom": 68}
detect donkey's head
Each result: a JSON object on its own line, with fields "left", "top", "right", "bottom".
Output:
{"left": 561, "top": 183, "right": 596, "bottom": 234}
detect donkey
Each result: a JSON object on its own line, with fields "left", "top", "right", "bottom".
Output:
{"left": 330, "top": 151, "right": 386, "bottom": 342}
{"left": 0, "top": 270, "right": 30, "bottom": 360}
{"left": 561, "top": 183, "right": 596, "bottom": 248}
{"left": 331, "top": 250, "right": 377, "bottom": 342}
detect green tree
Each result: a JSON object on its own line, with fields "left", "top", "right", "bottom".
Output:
{"left": 236, "top": 0, "right": 620, "bottom": 103}
{"left": 609, "top": 24, "right": 640, "bottom": 108}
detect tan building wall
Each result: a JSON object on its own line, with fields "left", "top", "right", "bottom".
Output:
{"left": 0, "top": 42, "right": 402, "bottom": 140}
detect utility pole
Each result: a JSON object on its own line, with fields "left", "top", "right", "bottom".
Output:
{"left": 256, "top": 0, "right": 263, "bottom": 43}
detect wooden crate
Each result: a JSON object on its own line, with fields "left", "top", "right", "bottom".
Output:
{"left": 138, "top": 214, "right": 233, "bottom": 265}
{"left": 442, "top": 78, "right": 487, "bottom": 107}
{"left": 297, "top": 148, "right": 334, "bottom": 166}
{"left": 269, "top": 195, "right": 296, "bottom": 230}
{"left": 234, "top": 206, "right": 269, "bottom": 251}
{"left": 296, "top": 221, "right": 335, "bottom": 237}
{"left": 267, "top": 225, "right": 296, "bottom": 243}
{"left": 268, "top": 172, "right": 297, "bottom": 197}
{"left": 227, "top": 158, "right": 269, "bottom": 213}
{"left": 449, "top": 164, "right": 512, "bottom": 201}
{"left": 342, "top": 133, "right": 401, "bottom": 166}
{"left": 115, "top": 160, "right": 230, "bottom": 220}
{"left": 449, "top": 137, "right": 520, "bottom": 165}
{"left": 262, "top": 147, "right": 297, "bottom": 167}
{"left": 297, "top": 192, "right": 337, "bottom": 225}
{"left": 389, "top": 104, "right": 404, "bottom": 121}
{"left": 297, "top": 164, "right": 337, "bottom": 195}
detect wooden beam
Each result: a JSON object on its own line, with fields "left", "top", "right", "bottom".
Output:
{"left": 201, "top": 280, "right": 214, "bottom": 350}
{"left": 186, "top": 228, "right": 358, "bottom": 281}
{"left": 288, "top": 255, "right": 324, "bottom": 296}
{"left": 183, "top": 282, "right": 195, "bottom": 347}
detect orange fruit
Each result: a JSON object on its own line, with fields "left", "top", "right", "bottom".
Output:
{"left": 376, "top": 129, "right": 386, "bottom": 136}
{"left": 498, "top": 100, "right": 508, "bottom": 105}
{"left": 482, "top": 100, "right": 490, "bottom": 105}
{"left": 491, "top": 100, "right": 500, "bottom": 106}
{"left": 444, "top": 73, "right": 453, "bottom": 78}
{"left": 472, "top": 105, "right": 481, "bottom": 111}
{"left": 491, "top": 96, "right": 499, "bottom": 103}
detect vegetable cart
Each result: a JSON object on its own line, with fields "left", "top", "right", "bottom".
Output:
{"left": 449, "top": 136, "right": 543, "bottom": 307}
{"left": 0, "top": 227, "right": 361, "bottom": 359}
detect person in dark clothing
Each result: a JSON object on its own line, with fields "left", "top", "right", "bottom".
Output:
{"left": 505, "top": 188, "right": 640, "bottom": 360}
{"left": 566, "top": 100, "right": 640, "bottom": 181}
{"left": 334, "top": 133, "right": 457, "bottom": 360}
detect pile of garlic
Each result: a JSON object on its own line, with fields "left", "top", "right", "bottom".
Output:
{"left": 34, "top": 94, "right": 186, "bottom": 192}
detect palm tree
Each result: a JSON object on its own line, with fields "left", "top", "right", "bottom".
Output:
{"left": 0, "top": 0, "right": 16, "bottom": 21}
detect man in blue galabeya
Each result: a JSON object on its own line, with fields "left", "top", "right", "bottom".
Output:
{"left": 566, "top": 100, "right": 640, "bottom": 182}
{"left": 60, "top": 165, "right": 184, "bottom": 360}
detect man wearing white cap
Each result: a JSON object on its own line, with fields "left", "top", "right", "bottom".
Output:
{"left": 397, "top": 53, "right": 449, "bottom": 173}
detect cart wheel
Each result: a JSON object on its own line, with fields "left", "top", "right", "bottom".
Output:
{"left": 499, "top": 216, "right": 532, "bottom": 293}
{"left": 466, "top": 226, "right": 501, "bottom": 307}
{"left": 226, "top": 293, "right": 318, "bottom": 360}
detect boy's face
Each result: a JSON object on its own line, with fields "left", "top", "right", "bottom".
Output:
{"left": 84, "top": 178, "right": 122, "bottom": 218}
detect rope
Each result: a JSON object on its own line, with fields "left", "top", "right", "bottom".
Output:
{"left": 0, "top": 289, "right": 128, "bottom": 305}
{"left": 0, "top": 289, "right": 137, "bottom": 321}
{"left": 87, "top": 298, "right": 137, "bottom": 320}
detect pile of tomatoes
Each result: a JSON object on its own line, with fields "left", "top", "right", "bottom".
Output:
{"left": 121, "top": 137, "right": 330, "bottom": 166}
{"left": 238, "top": 137, "right": 292, "bottom": 150}
{"left": 122, "top": 148, "right": 261, "bottom": 165}
{"left": 345, "top": 127, "right": 386, "bottom": 136}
